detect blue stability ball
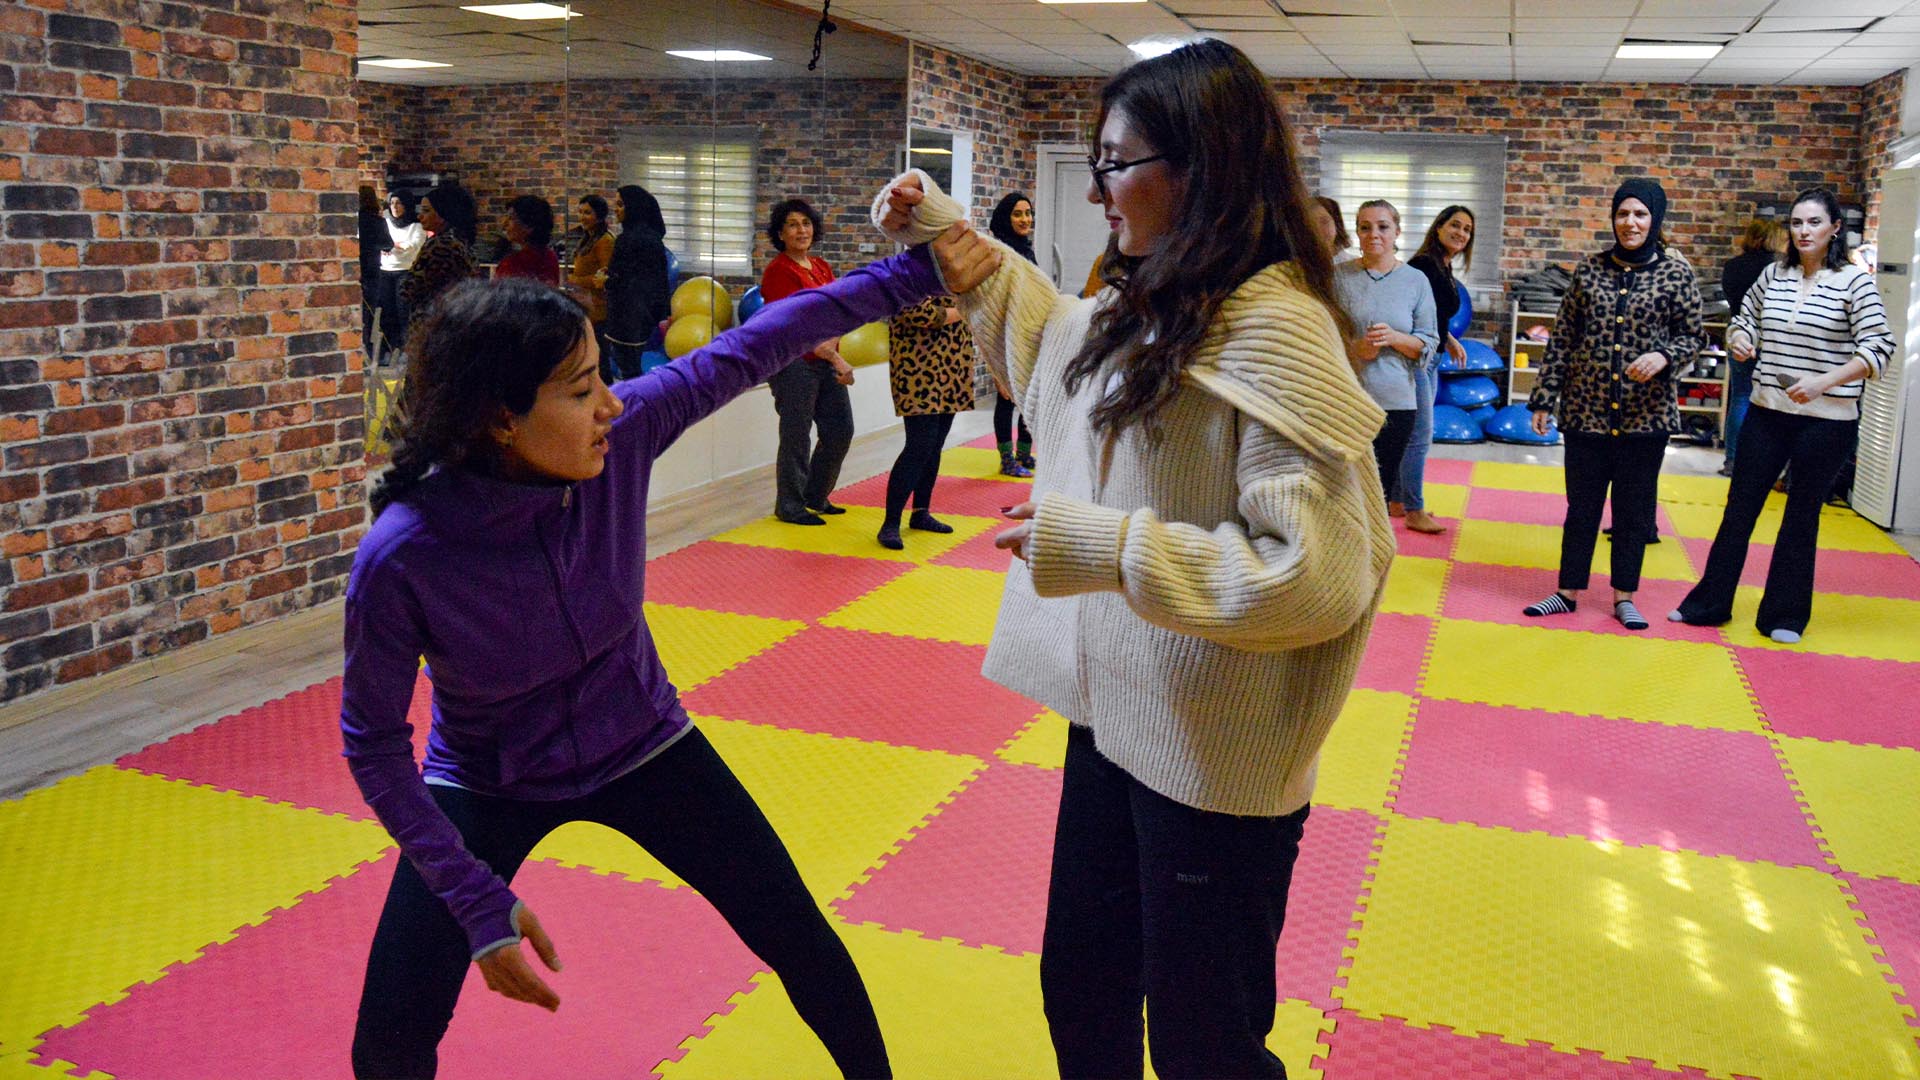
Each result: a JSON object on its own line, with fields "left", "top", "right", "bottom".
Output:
{"left": 737, "top": 285, "right": 765, "bottom": 323}
{"left": 1467, "top": 404, "right": 1497, "bottom": 426}
{"left": 1457, "top": 339, "right": 1505, "bottom": 373}
{"left": 1432, "top": 404, "right": 1484, "bottom": 444}
{"left": 1485, "top": 403, "right": 1559, "bottom": 444}
{"left": 640, "top": 350, "right": 671, "bottom": 373}
{"left": 1448, "top": 279, "right": 1473, "bottom": 339}
{"left": 1439, "top": 373, "right": 1501, "bottom": 408}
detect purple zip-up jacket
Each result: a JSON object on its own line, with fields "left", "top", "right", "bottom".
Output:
{"left": 341, "top": 246, "right": 941, "bottom": 956}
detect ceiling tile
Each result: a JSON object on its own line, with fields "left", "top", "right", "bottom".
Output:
{"left": 1513, "top": 31, "right": 1622, "bottom": 45}
{"left": 1763, "top": 0, "right": 1912, "bottom": 13}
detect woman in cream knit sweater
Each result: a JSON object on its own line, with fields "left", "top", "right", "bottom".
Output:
{"left": 879, "top": 40, "right": 1394, "bottom": 1079}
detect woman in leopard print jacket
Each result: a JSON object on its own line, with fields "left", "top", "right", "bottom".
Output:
{"left": 1524, "top": 178, "right": 1704, "bottom": 631}
{"left": 875, "top": 295, "right": 977, "bottom": 550}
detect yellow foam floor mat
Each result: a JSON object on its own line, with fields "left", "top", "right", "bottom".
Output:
{"left": 996, "top": 708, "right": 1070, "bottom": 769}
{"left": 710, "top": 506, "right": 996, "bottom": 564}
{"left": 1721, "top": 587, "right": 1920, "bottom": 663}
{"left": 1313, "top": 689, "right": 1416, "bottom": 814}
{"left": 1452, "top": 518, "right": 1700, "bottom": 582}
{"left": 1777, "top": 737, "right": 1920, "bottom": 884}
{"left": 1379, "top": 556, "right": 1449, "bottom": 617}
{"left": 1340, "top": 817, "right": 1920, "bottom": 1080}
{"left": 644, "top": 603, "right": 804, "bottom": 689}
{"left": 821, "top": 564, "right": 1008, "bottom": 646}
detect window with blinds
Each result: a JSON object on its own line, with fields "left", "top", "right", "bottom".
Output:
{"left": 617, "top": 128, "right": 757, "bottom": 278}
{"left": 1316, "top": 130, "right": 1506, "bottom": 288}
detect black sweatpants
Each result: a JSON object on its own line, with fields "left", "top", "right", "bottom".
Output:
{"left": 1677, "top": 404, "right": 1856, "bottom": 636}
{"left": 993, "top": 393, "right": 1032, "bottom": 450}
{"left": 1041, "top": 725, "right": 1310, "bottom": 1080}
{"left": 883, "top": 413, "right": 955, "bottom": 524}
{"left": 1557, "top": 431, "right": 1666, "bottom": 593}
{"left": 768, "top": 359, "right": 854, "bottom": 519}
{"left": 350, "top": 728, "right": 890, "bottom": 1080}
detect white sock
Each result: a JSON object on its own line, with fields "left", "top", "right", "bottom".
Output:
{"left": 1769, "top": 628, "right": 1802, "bottom": 644}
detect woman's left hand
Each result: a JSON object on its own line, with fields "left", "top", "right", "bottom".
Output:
{"left": 1626, "top": 352, "right": 1668, "bottom": 382}
{"left": 1785, "top": 375, "right": 1826, "bottom": 404}
{"left": 995, "top": 501, "right": 1036, "bottom": 562}
{"left": 1445, "top": 336, "right": 1467, "bottom": 365}
{"left": 1363, "top": 323, "right": 1400, "bottom": 350}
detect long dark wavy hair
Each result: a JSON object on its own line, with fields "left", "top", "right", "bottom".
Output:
{"left": 1413, "top": 204, "right": 1475, "bottom": 273}
{"left": 1069, "top": 39, "right": 1349, "bottom": 436}
{"left": 1779, "top": 187, "right": 1850, "bottom": 273}
{"left": 372, "top": 279, "right": 590, "bottom": 515}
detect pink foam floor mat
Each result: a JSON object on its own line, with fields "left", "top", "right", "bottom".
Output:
{"left": 644, "top": 542, "right": 910, "bottom": 622}
{"left": 1735, "top": 648, "right": 1920, "bottom": 751}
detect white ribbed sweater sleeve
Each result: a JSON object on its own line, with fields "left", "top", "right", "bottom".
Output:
{"left": 1029, "top": 412, "right": 1383, "bottom": 653}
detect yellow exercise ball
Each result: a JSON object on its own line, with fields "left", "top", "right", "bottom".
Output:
{"left": 670, "top": 276, "right": 734, "bottom": 330}
{"left": 663, "top": 314, "right": 714, "bottom": 359}
{"left": 839, "top": 320, "right": 889, "bottom": 367}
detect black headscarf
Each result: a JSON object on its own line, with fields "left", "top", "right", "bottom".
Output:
{"left": 990, "top": 192, "right": 1037, "bottom": 264}
{"left": 1608, "top": 178, "right": 1666, "bottom": 266}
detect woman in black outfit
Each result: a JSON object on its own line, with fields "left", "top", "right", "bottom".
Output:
{"left": 987, "top": 192, "right": 1037, "bottom": 478}
{"left": 358, "top": 186, "right": 391, "bottom": 358}
{"left": 602, "top": 184, "right": 673, "bottom": 382}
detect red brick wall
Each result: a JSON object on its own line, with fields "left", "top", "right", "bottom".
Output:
{"left": 1861, "top": 69, "right": 1906, "bottom": 247}
{"left": 0, "top": 0, "right": 366, "bottom": 703}
{"left": 354, "top": 78, "right": 415, "bottom": 191}
{"left": 909, "top": 44, "right": 1029, "bottom": 229}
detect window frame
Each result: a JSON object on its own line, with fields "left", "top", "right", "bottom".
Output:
{"left": 1316, "top": 129, "right": 1507, "bottom": 291}
{"left": 616, "top": 127, "right": 758, "bottom": 279}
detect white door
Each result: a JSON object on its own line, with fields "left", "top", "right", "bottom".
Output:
{"left": 1036, "top": 144, "right": 1108, "bottom": 294}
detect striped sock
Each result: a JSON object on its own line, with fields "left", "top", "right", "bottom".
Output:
{"left": 1614, "top": 600, "right": 1648, "bottom": 631}
{"left": 1523, "top": 593, "right": 1576, "bottom": 617}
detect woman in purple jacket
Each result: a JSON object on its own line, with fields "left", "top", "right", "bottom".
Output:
{"left": 340, "top": 237, "right": 992, "bottom": 1077}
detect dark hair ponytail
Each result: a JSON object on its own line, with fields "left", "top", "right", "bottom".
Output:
{"left": 371, "top": 278, "right": 589, "bottom": 516}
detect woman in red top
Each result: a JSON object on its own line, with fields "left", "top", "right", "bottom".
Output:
{"left": 493, "top": 195, "right": 560, "bottom": 285}
{"left": 761, "top": 198, "right": 858, "bottom": 524}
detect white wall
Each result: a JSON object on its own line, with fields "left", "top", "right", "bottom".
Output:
{"left": 648, "top": 362, "right": 900, "bottom": 504}
{"left": 1905, "top": 63, "right": 1920, "bottom": 140}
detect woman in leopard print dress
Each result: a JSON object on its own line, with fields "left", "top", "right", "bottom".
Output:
{"left": 1524, "top": 178, "right": 1703, "bottom": 631}
{"left": 876, "top": 295, "right": 977, "bottom": 549}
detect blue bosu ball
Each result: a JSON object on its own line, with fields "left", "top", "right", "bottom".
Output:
{"left": 737, "top": 285, "right": 765, "bottom": 323}
{"left": 1457, "top": 339, "right": 1505, "bottom": 372}
{"left": 1485, "top": 403, "right": 1559, "bottom": 444}
{"left": 1466, "top": 404, "right": 1497, "bottom": 426}
{"left": 1448, "top": 279, "right": 1473, "bottom": 339}
{"left": 639, "top": 350, "right": 672, "bottom": 373}
{"left": 1439, "top": 374, "right": 1500, "bottom": 408}
{"left": 1432, "top": 404, "right": 1484, "bottom": 444}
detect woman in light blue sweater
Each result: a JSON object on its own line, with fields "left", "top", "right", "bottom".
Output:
{"left": 1335, "top": 199, "right": 1439, "bottom": 498}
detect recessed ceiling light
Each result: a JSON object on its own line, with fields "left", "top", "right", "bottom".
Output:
{"left": 666, "top": 49, "right": 773, "bottom": 62}
{"left": 361, "top": 57, "right": 453, "bottom": 68}
{"left": 1615, "top": 43, "right": 1723, "bottom": 59}
{"left": 1128, "top": 38, "right": 1183, "bottom": 58}
{"left": 460, "top": 3, "right": 580, "bottom": 18}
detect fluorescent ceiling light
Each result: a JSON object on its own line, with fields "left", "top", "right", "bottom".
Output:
{"left": 460, "top": 3, "right": 580, "bottom": 18}
{"left": 1615, "top": 43, "right": 1723, "bottom": 59}
{"left": 361, "top": 57, "right": 453, "bottom": 68}
{"left": 1129, "top": 38, "right": 1183, "bottom": 58}
{"left": 666, "top": 49, "right": 772, "bottom": 62}
{"left": 910, "top": 147, "right": 953, "bottom": 155}
{"left": 1040, "top": 0, "right": 1147, "bottom": 5}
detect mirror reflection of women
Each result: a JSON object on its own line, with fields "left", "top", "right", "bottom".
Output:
{"left": 568, "top": 194, "right": 615, "bottom": 365}
{"left": 378, "top": 193, "right": 425, "bottom": 359}
{"left": 1716, "top": 217, "right": 1787, "bottom": 476}
{"left": 493, "top": 195, "right": 559, "bottom": 285}
{"left": 1670, "top": 188, "right": 1894, "bottom": 643}
{"left": 602, "top": 184, "right": 671, "bottom": 382}
{"left": 1524, "top": 179, "right": 1704, "bottom": 632}
{"left": 880, "top": 39, "right": 1392, "bottom": 1078}
{"left": 876, "top": 295, "right": 974, "bottom": 550}
{"left": 988, "top": 193, "right": 1038, "bottom": 477}
{"left": 1310, "top": 195, "right": 1350, "bottom": 263}
{"left": 761, "top": 198, "right": 857, "bottom": 525}
{"left": 402, "top": 182, "right": 477, "bottom": 336}
{"left": 359, "top": 186, "right": 391, "bottom": 359}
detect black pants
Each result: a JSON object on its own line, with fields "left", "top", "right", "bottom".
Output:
{"left": 350, "top": 729, "right": 890, "bottom": 1080}
{"left": 884, "top": 413, "right": 954, "bottom": 524}
{"left": 768, "top": 359, "right": 854, "bottom": 519}
{"left": 1677, "top": 404, "right": 1855, "bottom": 636}
{"left": 376, "top": 270, "right": 410, "bottom": 360}
{"left": 993, "top": 393, "right": 1032, "bottom": 450}
{"left": 1041, "top": 725, "right": 1309, "bottom": 1080}
{"left": 1558, "top": 431, "right": 1665, "bottom": 593}
{"left": 1372, "top": 409, "right": 1416, "bottom": 500}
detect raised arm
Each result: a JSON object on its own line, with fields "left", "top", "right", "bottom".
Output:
{"left": 611, "top": 245, "right": 943, "bottom": 460}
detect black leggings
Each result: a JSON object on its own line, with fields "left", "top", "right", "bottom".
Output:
{"left": 1558, "top": 431, "right": 1666, "bottom": 594}
{"left": 884, "top": 413, "right": 955, "bottom": 524}
{"left": 993, "top": 393, "right": 1032, "bottom": 449}
{"left": 350, "top": 728, "right": 891, "bottom": 1080}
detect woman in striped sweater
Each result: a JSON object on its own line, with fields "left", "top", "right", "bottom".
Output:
{"left": 1670, "top": 188, "right": 1895, "bottom": 642}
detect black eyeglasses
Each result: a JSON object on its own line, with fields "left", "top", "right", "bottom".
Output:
{"left": 1089, "top": 153, "right": 1170, "bottom": 198}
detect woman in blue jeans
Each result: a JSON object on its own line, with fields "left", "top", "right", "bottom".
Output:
{"left": 1717, "top": 217, "right": 1783, "bottom": 475}
{"left": 337, "top": 240, "right": 992, "bottom": 1076}
{"left": 1403, "top": 204, "right": 1476, "bottom": 534}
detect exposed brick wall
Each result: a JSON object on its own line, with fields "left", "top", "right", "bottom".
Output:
{"left": 1861, "top": 68, "right": 1907, "bottom": 247}
{"left": 354, "top": 77, "right": 414, "bottom": 191}
{"left": 0, "top": 0, "right": 366, "bottom": 703}
{"left": 909, "top": 44, "right": 1027, "bottom": 230}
